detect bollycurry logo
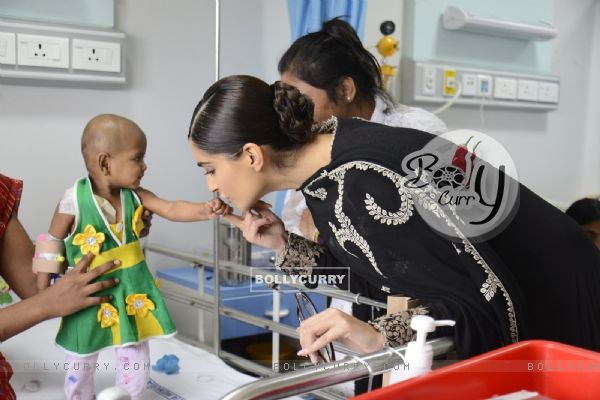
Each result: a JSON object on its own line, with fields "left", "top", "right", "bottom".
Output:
{"left": 402, "top": 130, "right": 519, "bottom": 242}
{"left": 249, "top": 267, "right": 350, "bottom": 293}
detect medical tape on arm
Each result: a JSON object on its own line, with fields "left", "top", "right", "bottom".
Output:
{"left": 33, "top": 233, "right": 67, "bottom": 274}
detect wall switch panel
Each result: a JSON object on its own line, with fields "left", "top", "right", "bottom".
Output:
{"left": 422, "top": 65, "right": 436, "bottom": 96}
{"left": 461, "top": 73, "right": 477, "bottom": 96}
{"left": 1, "top": 19, "right": 126, "bottom": 84}
{"left": 0, "top": 31, "right": 16, "bottom": 65}
{"left": 404, "top": 60, "right": 559, "bottom": 111}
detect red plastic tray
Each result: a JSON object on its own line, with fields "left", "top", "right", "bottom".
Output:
{"left": 352, "top": 340, "right": 600, "bottom": 400}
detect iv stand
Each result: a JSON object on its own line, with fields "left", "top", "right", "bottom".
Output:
{"left": 212, "top": 0, "right": 222, "bottom": 357}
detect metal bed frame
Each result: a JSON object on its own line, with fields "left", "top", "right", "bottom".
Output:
{"left": 144, "top": 240, "right": 454, "bottom": 400}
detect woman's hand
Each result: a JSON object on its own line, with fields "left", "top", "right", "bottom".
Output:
{"left": 296, "top": 308, "right": 385, "bottom": 364}
{"left": 40, "top": 253, "right": 120, "bottom": 318}
{"left": 0, "top": 253, "right": 120, "bottom": 342}
{"left": 223, "top": 201, "right": 288, "bottom": 254}
{"left": 139, "top": 209, "right": 153, "bottom": 238}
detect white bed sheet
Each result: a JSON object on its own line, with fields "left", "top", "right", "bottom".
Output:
{"left": 2, "top": 317, "right": 300, "bottom": 400}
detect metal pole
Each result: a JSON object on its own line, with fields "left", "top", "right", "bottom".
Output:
{"left": 212, "top": 0, "right": 221, "bottom": 357}
{"left": 146, "top": 243, "right": 388, "bottom": 309}
{"left": 220, "top": 337, "right": 455, "bottom": 400}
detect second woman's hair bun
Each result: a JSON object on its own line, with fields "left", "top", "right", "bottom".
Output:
{"left": 272, "top": 81, "right": 315, "bottom": 145}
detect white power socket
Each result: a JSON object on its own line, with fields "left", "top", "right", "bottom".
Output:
{"left": 538, "top": 82, "right": 559, "bottom": 103}
{"left": 17, "top": 33, "right": 69, "bottom": 68}
{"left": 0, "top": 32, "right": 16, "bottom": 65}
{"left": 518, "top": 80, "right": 539, "bottom": 101}
{"left": 72, "top": 39, "right": 121, "bottom": 73}
{"left": 494, "top": 77, "right": 517, "bottom": 100}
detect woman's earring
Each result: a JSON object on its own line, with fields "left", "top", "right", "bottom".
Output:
{"left": 346, "top": 96, "right": 352, "bottom": 103}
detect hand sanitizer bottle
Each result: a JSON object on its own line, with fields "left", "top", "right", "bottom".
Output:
{"left": 389, "top": 315, "right": 456, "bottom": 383}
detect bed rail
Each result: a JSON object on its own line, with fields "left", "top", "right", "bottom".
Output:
{"left": 220, "top": 337, "right": 454, "bottom": 400}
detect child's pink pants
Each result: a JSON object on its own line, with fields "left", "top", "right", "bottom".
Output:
{"left": 64, "top": 341, "right": 150, "bottom": 400}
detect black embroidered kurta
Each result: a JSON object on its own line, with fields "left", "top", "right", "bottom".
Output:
{"left": 278, "top": 118, "right": 600, "bottom": 359}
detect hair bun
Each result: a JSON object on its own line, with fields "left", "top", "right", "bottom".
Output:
{"left": 272, "top": 81, "right": 315, "bottom": 145}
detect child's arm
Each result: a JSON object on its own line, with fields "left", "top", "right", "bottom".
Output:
{"left": 35, "top": 206, "right": 74, "bottom": 292}
{"left": 136, "top": 188, "right": 232, "bottom": 222}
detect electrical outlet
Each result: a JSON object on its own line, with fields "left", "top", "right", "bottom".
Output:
{"left": 72, "top": 39, "right": 121, "bottom": 73}
{"left": 517, "top": 79, "right": 539, "bottom": 101}
{"left": 443, "top": 69, "right": 457, "bottom": 96}
{"left": 0, "top": 32, "right": 16, "bottom": 65}
{"left": 494, "top": 77, "right": 517, "bottom": 100}
{"left": 477, "top": 74, "right": 493, "bottom": 97}
{"left": 461, "top": 73, "right": 477, "bottom": 96}
{"left": 538, "top": 82, "right": 559, "bottom": 103}
{"left": 17, "top": 33, "right": 69, "bottom": 68}
{"left": 422, "top": 65, "right": 436, "bottom": 96}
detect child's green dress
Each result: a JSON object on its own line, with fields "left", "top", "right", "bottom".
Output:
{"left": 56, "top": 177, "right": 176, "bottom": 356}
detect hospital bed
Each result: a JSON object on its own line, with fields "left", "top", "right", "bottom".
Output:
{"left": 2, "top": 317, "right": 265, "bottom": 400}
{"left": 143, "top": 242, "right": 455, "bottom": 400}
{"left": 1, "top": 240, "right": 454, "bottom": 400}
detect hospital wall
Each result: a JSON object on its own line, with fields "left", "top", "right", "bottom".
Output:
{"left": 0, "top": 0, "right": 598, "bottom": 271}
{"left": 412, "top": 0, "right": 600, "bottom": 204}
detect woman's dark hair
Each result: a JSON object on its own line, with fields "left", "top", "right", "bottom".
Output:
{"left": 278, "top": 17, "right": 388, "bottom": 106}
{"left": 566, "top": 198, "right": 600, "bottom": 226}
{"left": 188, "top": 75, "right": 316, "bottom": 162}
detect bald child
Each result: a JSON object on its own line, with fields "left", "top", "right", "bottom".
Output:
{"left": 36, "top": 114, "right": 231, "bottom": 290}
{"left": 33, "top": 114, "right": 231, "bottom": 400}
{"left": 37, "top": 114, "right": 231, "bottom": 291}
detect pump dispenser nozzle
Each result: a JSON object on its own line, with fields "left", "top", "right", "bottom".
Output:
{"left": 411, "top": 315, "right": 456, "bottom": 347}
{"left": 389, "top": 315, "right": 456, "bottom": 384}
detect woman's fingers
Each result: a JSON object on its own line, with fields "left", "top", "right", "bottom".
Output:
{"left": 223, "top": 213, "right": 243, "bottom": 228}
{"left": 84, "top": 294, "right": 113, "bottom": 307}
{"left": 296, "top": 309, "right": 349, "bottom": 361}
{"left": 247, "top": 216, "right": 272, "bottom": 235}
{"left": 83, "top": 277, "right": 119, "bottom": 296}
{"left": 72, "top": 253, "right": 95, "bottom": 273}
{"left": 86, "top": 260, "right": 120, "bottom": 280}
{"left": 298, "top": 326, "right": 321, "bottom": 364}
{"left": 251, "top": 204, "right": 278, "bottom": 221}
{"left": 300, "top": 329, "right": 338, "bottom": 357}
{"left": 140, "top": 209, "right": 153, "bottom": 237}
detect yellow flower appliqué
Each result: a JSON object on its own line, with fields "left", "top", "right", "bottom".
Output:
{"left": 126, "top": 294, "right": 155, "bottom": 318}
{"left": 132, "top": 205, "right": 145, "bottom": 238}
{"left": 97, "top": 303, "right": 119, "bottom": 328}
{"left": 73, "top": 224, "right": 105, "bottom": 255}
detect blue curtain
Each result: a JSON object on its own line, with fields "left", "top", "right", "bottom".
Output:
{"left": 275, "top": 1, "right": 368, "bottom": 217}
{"left": 287, "top": 0, "right": 368, "bottom": 41}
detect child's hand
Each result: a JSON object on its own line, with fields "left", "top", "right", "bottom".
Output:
{"left": 207, "top": 198, "right": 233, "bottom": 218}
